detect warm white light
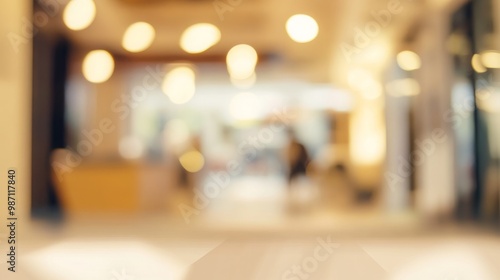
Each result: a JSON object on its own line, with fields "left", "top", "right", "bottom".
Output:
{"left": 119, "top": 136, "right": 143, "bottom": 159}
{"left": 476, "top": 88, "right": 500, "bottom": 112}
{"left": 286, "top": 14, "right": 319, "bottom": 43}
{"left": 230, "top": 72, "right": 256, "bottom": 89}
{"left": 397, "top": 50, "right": 421, "bottom": 71}
{"left": 392, "top": 246, "right": 495, "bottom": 280}
{"left": 226, "top": 44, "right": 258, "bottom": 80}
{"left": 472, "top": 54, "right": 487, "bottom": 73}
{"left": 63, "top": 0, "right": 96, "bottom": 31}
{"left": 162, "top": 66, "right": 196, "bottom": 104}
{"left": 347, "top": 68, "right": 382, "bottom": 100}
{"left": 386, "top": 78, "right": 421, "bottom": 97}
{"left": 349, "top": 105, "right": 385, "bottom": 165}
{"left": 361, "top": 87, "right": 382, "bottom": 100}
{"left": 229, "top": 92, "right": 262, "bottom": 121}
{"left": 179, "top": 150, "right": 205, "bottom": 173}
{"left": 122, "top": 22, "right": 155, "bottom": 53}
{"left": 356, "top": 41, "right": 391, "bottom": 66}
{"left": 24, "top": 240, "right": 186, "bottom": 280}
{"left": 180, "top": 23, "right": 221, "bottom": 54}
{"left": 82, "top": 50, "right": 114, "bottom": 83}
{"left": 480, "top": 50, "right": 500, "bottom": 68}
{"left": 347, "top": 68, "right": 371, "bottom": 88}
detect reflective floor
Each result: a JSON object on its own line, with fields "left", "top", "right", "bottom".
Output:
{"left": 13, "top": 221, "right": 500, "bottom": 280}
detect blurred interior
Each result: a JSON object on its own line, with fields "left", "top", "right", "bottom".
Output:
{"left": 2, "top": 0, "right": 500, "bottom": 278}
{"left": 28, "top": 0, "right": 500, "bottom": 226}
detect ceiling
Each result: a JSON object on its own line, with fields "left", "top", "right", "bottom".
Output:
{"left": 38, "top": 0, "right": 429, "bottom": 83}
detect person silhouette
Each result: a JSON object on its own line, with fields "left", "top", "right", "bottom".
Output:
{"left": 286, "top": 133, "right": 310, "bottom": 183}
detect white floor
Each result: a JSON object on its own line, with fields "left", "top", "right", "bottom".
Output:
{"left": 6, "top": 177, "right": 499, "bottom": 280}
{"left": 15, "top": 228, "right": 500, "bottom": 280}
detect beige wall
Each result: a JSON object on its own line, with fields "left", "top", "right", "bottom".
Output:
{"left": 0, "top": 3, "right": 31, "bottom": 222}
{"left": 0, "top": 1, "right": 32, "bottom": 279}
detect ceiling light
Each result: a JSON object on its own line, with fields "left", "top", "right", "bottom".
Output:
{"left": 63, "top": 0, "right": 96, "bottom": 31}
{"left": 82, "top": 50, "right": 114, "bottom": 83}
{"left": 161, "top": 66, "right": 196, "bottom": 104}
{"left": 286, "top": 14, "right": 319, "bottom": 43}
{"left": 180, "top": 23, "right": 221, "bottom": 54}
{"left": 122, "top": 22, "right": 155, "bottom": 53}
{"left": 226, "top": 44, "right": 258, "bottom": 80}
{"left": 471, "top": 54, "right": 487, "bottom": 73}
{"left": 396, "top": 50, "right": 421, "bottom": 71}
{"left": 480, "top": 50, "right": 500, "bottom": 68}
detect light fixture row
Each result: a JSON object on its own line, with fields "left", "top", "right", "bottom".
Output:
{"left": 81, "top": 47, "right": 256, "bottom": 105}
{"left": 65, "top": 0, "right": 320, "bottom": 103}
{"left": 63, "top": 0, "right": 320, "bottom": 53}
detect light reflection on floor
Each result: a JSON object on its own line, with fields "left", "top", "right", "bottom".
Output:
{"left": 15, "top": 177, "right": 500, "bottom": 280}
{"left": 23, "top": 239, "right": 187, "bottom": 280}
{"left": 20, "top": 233, "right": 500, "bottom": 280}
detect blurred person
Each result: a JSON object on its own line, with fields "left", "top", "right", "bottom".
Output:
{"left": 285, "top": 131, "right": 320, "bottom": 213}
{"left": 286, "top": 133, "right": 310, "bottom": 183}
